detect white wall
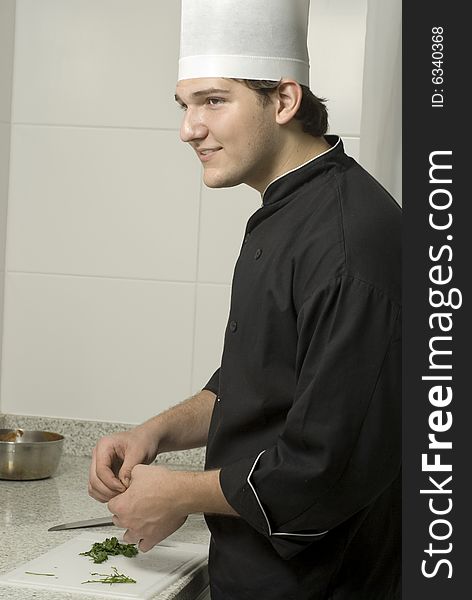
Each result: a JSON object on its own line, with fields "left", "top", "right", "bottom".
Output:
{"left": 0, "top": 0, "right": 16, "bottom": 400}
{"left": 360, "top": 0, "right": 402, "bottom": 202}
{"left": 0, "top": 0, "right": 367, "bottom": 423}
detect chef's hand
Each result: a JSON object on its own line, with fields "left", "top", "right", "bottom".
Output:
{"left": 108, "top": 464, "right": 188, "bottom": 552}
{"left": 88, "top": 426, "right": 159, "bottom": 503}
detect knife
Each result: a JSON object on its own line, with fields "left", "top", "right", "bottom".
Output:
{"left": 48, "top": 516, "right": 115, "bottom": 531}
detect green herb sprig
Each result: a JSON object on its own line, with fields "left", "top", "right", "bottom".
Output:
{"left": 81, "top": 566, "right": 136, "bottom": 584}
{"left": 79, "top": 536, "right": 138, "bottom": 564}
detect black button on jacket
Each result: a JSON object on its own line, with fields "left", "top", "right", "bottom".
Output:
{"left": 203, "top": 137, "right": 401, "bottom": 599}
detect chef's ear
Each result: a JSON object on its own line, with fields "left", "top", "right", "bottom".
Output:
{"left": 274, "top": 79, "right": 303, "bottom": 125}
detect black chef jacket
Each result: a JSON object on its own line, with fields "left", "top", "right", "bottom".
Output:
{"left": 203, "top": 136, "right": 401, "bottom": 600}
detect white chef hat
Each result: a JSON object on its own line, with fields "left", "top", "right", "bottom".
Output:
{"left": 178, "top": 0, "right": 311, "bottom": 86}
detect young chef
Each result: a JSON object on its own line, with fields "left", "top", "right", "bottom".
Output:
{"left": 88, "top": 1, "right": 401, "bottom": 597}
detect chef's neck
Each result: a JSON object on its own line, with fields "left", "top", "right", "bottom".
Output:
{"left": 253, "top": 131, "right": 331, "bottom": 196}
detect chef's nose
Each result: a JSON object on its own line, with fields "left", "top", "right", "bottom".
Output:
{"left": 180, "top": 109, "right": 208, "bottom": 143}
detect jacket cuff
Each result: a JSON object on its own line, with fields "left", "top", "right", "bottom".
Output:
{"left": 220, "top": 451, "right": 329, "bottom": 559}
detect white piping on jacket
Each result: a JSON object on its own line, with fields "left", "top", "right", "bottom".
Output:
{"left": 247, "top": 450, "right": 329, "bottom": 538}
{"left": 261, "top": 136, "right": 341, "bottom": 201}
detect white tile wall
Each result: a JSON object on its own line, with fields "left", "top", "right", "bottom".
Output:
{"left": 1, "top": 0, "right": 370, "bottom": 422}
{"left": 198, "top": 184, "right": 260, "bottom": 284}
{"left": 0, "top": 0, "right": 16, "bottom": 414}
{"left": 0, "top": 0, "right": 15, "bottom": 123}
{"left": 0, "top": 126, "right": 9, "bottom": 369}
{"left": 192, "top": 283, "right": 232, "bottom": 392}
{"left": 1, "top": 273, "right": 195, "bottom": 423}
{"left": 0, "top": 271, "right": 4, "bottom": 366}
{"left": 341, "top": 137, "right": 360, "bottom": 162}
{"left": 7, "top": 125, "right": 201, "bottom": 281}
{"left": 0, "top": 123, "right": 11, "bottom": 272}
{"left": 12, "top": 0, "right": 182, "bottom": 129}
{"left": 308, "top": 0, "right": 368, "bottom": 136}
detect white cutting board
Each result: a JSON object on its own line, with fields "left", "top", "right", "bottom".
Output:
{"left": 0, "top": 532, "right": 208, "bottom": 599}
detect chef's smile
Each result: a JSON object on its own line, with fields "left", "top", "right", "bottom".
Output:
{"left": 196, "top": 147, "right": 223, "bottom": 162}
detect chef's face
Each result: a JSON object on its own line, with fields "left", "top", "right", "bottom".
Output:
{"left": 175, "top": 78, "right": 281, "bottom": 192}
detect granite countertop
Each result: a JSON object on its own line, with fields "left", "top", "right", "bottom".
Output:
{"left": 0, "top": 454, "right": 210, "bottom": 600}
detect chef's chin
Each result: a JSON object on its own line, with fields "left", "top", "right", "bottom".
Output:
{"left": 202, "top": 170, "right": 241, "bottom": 189}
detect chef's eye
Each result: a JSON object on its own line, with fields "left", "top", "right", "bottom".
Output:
{"left": 207, "top": 97, "right": 225, "bottom": 106}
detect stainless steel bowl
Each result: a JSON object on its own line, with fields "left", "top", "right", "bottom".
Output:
{"left": 0, "top": 429, "right": 64, "bottom": 480}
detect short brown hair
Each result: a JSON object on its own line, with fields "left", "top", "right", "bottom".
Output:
{"left": 236, "top": 79, "right": 329, "bottom": 138}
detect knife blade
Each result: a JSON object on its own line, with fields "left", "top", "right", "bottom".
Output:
{"left": 48, "top": 516, "right": 115, "bottom": 531}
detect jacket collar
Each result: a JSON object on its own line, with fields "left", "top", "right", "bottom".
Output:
{"left": 261, "top": 135, "right": 344, "bottom": 206}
